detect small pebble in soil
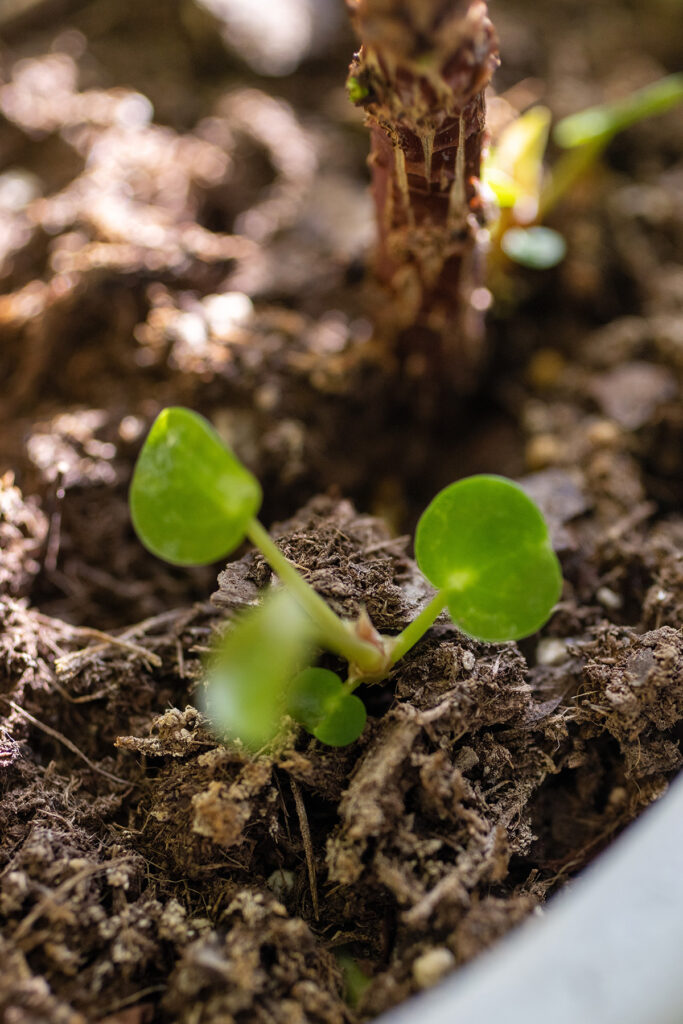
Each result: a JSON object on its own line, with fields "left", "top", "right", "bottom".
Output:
{"left": 597, "top": 586, "right": 623, "bottom": 611}
{"left": 586, "top": 419, "right": 622, "bottom": 448}
{"left": 412, "top": 948, "right": 456, "bottom": 990}
{"left": 536, "top": 637, "right": 570, "bottom": 666}
{"left": 461, "top": 650, "right": 476, "bottom": 672}
{"left": 267, "top": 868, "right": 295, "bottom": 900}
{"left": 526, "top": 434, "right": 565, "bottom": 470}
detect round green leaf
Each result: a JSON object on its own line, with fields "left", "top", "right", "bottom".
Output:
{"left": 415, "top": 475, "right": 562, "bottom": 642}
{"left": 130, "top": 407, "right": 262, "bottom": 565}
{"left": 205, "top": 589, "right": 314, "bottom": 750}
{"left": 501, "top": 226, "right": 566, "bottom": 270}
{"left": 288, "top": 668, "right": 367, "bottom": 747}
{"left": 288, "top": 668, "right": 342, "bottom": 732}
{"left": 313, "top": 693, "right": 366, "bottom": 747}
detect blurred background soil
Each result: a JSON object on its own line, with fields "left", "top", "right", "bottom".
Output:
{"left": 0, "top": 1, "right": 682, "bottom": 1021}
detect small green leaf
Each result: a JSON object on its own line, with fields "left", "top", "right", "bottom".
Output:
{"left": 288, "top": 668, "right": 341, "bottom": 731}
{"left": 313, "top": 694, "right": 366, "bottom": 747}
{"left": 205, "top": 589, "right": 314, "bottom": 750}
{"left": 337, "top": 952, "right": 372, "bottom": 1009}
{"left": 130, "top": 406, "right": 262, "bottom": 566}
{"left": 481, "top": 166, "right": 522, "bottom": 208}
{"left": 483, "top": 106, "right": 551, "bottom": 214}
{"left": 501, "top": 226, "right": 567, "bottom": 270}
{"left": 554, "top": 73, "right": 683, "bottom": 149}
{"left": 347, "top": 75, "right": 370, "bottom": 104}
{"left": 415, "top": 475, "right": 562, "bottom": 642}
{"left": 288, "top": 668, "right": 367, "bottom": 747}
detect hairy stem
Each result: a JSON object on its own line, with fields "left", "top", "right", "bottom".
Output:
{"left": 388, "top": 589, "right": 449, "bottom": 664}
{"left": 246, "top": 519, "right": 385, "bottom": 675}
{"left": 347, "top": 0, "right": 499, "bottom": 392}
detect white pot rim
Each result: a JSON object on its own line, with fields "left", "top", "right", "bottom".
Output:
{"left": 381, "top": 772, "right": 683, "bottom": 1024}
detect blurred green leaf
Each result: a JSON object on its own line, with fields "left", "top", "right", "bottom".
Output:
{"left": 205, "top": 589, "right": 315, "bottom": 750}
{"left": 483, "top": 106, "right": 551, "bottom": 216}
{"left": 501, "top": 226, "right": 567, "bottom": 269}
{"left": 337, "top": 952, "right": 372, "bottom": 1009}
{"left": 347, "top": 75, "right": 370, "bottom": 104}
{"left": 130, "top": 406, "right": 262, "bottom": 566}
{"left": 481, "top": 166, "right": 522, "bottom": 208}
{"left": 288, "top": 667, "right": 367, "bottom": 746}
{"left": 287, "top": 667, "right": 341, "bottom": 732}
{"left": 554, "top": 73, "right": 683, "bottom": 149}
{"left": 415, "top": 475, "right": 562, "bottom": 642}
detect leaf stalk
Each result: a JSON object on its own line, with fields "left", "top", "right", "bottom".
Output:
{"left": 388, "top": 590, "right": 449, "bottom": 665}
{"left": 246, "top": 519, "right": 386, "bottom": 675}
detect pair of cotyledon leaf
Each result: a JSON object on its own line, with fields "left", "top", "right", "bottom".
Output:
{"left": 130, "top": 407, "right": 562, "bottom": 747}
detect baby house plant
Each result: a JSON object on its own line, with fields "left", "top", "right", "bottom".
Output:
{"left": 121, "top": 7, "right": 683, "bottom": 1014}
{"left": 2, "top": 0, "right": 682, "bottom": 1020}
{"left": 130, "top": 406, "right": 562, "bottom": 750}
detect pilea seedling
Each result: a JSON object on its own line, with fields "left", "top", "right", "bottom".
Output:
{"left": 130, "top": 407, "right": 562, "bottom": 749}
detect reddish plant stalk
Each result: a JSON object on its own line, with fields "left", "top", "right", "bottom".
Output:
{"left": 346, "top": 0, "right": 499, "bottom": 391}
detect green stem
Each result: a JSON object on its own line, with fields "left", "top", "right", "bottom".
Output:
{"left": 538, "top": 138, "right": 604, "bottom": 219}
{"left": 246, "top": 519, "right": 384, "bottom": 675}
{"left": 388, "top": 590, "right": 449, "bottom": 665}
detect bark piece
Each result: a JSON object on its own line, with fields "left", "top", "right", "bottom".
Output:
{"left": 347, "top": 0, "right": 499, "bottom": 389}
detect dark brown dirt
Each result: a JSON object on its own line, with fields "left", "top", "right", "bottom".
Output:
{"left": 0, "top": 0, "right": 682, "bottom": 1021}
